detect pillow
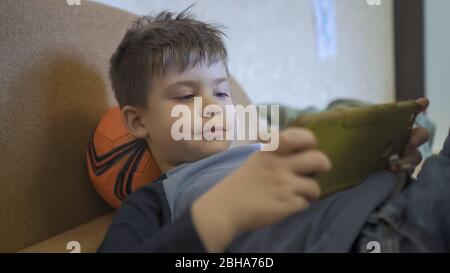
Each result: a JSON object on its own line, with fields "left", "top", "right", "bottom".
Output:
{"left": 87, "top": 107, "right": 161, "bottom": 209}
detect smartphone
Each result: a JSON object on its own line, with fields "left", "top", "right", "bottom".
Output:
{"left": 288, "top": 100, "right": 420, "bottom": 198}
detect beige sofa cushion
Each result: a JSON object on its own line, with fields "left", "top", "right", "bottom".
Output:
{"left": 19, "top": 213, "right": 115, "bottom": 253}
{"left": 0, "top": 0, "right": 135, "bottom": 252}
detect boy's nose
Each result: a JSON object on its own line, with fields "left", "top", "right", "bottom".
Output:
{"left": 201, "top": 94, "right": 222, "bottom": 117}
{"left": 203, "top": 104, "right": 222, "bottom": 118}
{"left": 201, "top": 93, "right": 216, "bottom": 105}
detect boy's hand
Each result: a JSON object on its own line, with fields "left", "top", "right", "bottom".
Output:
{"left": 399, "top": 98, "right": 431, "bottom": 173}
{"left": 191, "top": 128, "right": 331, "bottom": 252}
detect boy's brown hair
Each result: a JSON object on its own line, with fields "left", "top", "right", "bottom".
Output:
{"left": 109, "top": 7, "right": 228, "bottom": 108}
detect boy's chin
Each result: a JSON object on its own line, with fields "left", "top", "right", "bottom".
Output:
{"left": 189, "top": 139, "right": 232, "bottom": 159}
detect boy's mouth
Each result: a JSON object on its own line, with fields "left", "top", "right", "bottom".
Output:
{"left": 191, "top": 125, "right": 228, "bottom": 138}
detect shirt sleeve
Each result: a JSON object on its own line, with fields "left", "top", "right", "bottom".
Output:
{"left": 97, "top": 183, "right": 208, "bottom": 253}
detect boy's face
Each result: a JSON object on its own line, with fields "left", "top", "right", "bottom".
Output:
{"left": 132, "top": 60, "right": 234, "bottom": 172}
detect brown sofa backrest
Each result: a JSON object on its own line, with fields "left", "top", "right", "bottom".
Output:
{"left": 0, "top": 0, "right": 251, "bottom": 252}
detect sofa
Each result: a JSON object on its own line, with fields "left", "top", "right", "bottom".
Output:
{"left": 0, "top": 0, "right": 251, "bottom": 253}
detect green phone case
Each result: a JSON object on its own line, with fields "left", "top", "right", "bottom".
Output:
{"left": 288, "top": 100, "right": 420, "bottom": 198}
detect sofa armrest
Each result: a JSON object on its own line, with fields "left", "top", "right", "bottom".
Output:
{"left": 19, "top": 212, "right": 114, "bottom": 253}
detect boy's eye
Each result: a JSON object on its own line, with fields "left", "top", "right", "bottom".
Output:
{"left": 176, "top": 94, "right": 195, "bottom": 101}
{"left": 215, "top": 92, "right": 229, "bottom": 98}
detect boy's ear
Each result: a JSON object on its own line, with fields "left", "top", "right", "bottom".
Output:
{"left": 121, "top": 105, "right": 149, "bottom": 139}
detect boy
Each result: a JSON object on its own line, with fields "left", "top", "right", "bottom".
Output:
{"left": 98, "top": 10, "right": 448, "bottom": 253}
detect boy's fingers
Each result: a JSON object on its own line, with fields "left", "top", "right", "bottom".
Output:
{"left": 415, "top": 98, "right": 430, "bottom": 112}
{"left": 274, "top": 128, "right": 317, "bottom": 156}
{"left": 283, "top": 150, "right": 332, "bottom": 175}
{"left": 409, "top": 127, "right": 430, "bottom": 147}
{"left": 399, "top": 149, "right": 423, "bottom": 169}
{"left": 291, "top": 197, "right": 312, "bottom": 211}
{"left": 291, "top": 176, "right": 322, "bottom": 202}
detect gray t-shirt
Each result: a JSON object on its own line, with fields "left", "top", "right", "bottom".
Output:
{"left": 162, "top": 143, "right": 397, "bottom": 252}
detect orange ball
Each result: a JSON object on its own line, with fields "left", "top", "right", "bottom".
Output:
{"left": 87, "top": 107, "right": 161, "bottom": 209}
